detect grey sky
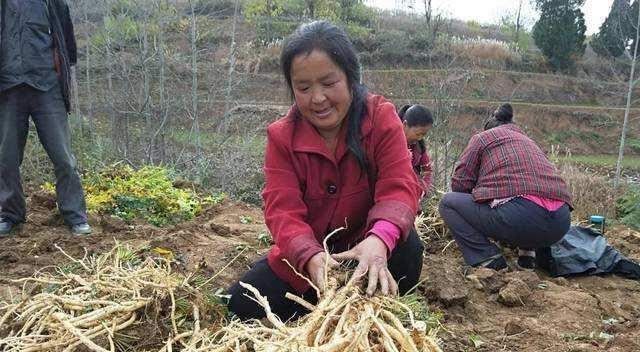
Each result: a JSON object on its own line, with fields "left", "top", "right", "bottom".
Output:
{"left": 368, "top": 0, "right": 613, "bottom": 35}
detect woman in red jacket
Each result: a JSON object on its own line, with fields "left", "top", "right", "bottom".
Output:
{"left": 439, "top": 103, "right": 572, "bottom": 271}
{"left": 227, "top": 21, "right": 423, "bottom": 321}
{"left": 398, "top": 104, "right": 433, "bottom": 196}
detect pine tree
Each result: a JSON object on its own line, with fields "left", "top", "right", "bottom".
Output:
{"left": 592, "top": 0, "right": 631, "bottom": 57}
{"left": 532, "top": 0, "right": 587, "bottom": 72}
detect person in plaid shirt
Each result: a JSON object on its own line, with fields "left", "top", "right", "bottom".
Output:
{"left": 398, "top": 104, "right": 433, "bottom": 197}
{"left": 439, "top": 103, "right": 572, "bottom": 270}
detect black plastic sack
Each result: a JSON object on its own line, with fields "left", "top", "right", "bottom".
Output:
{"left": 536, "top": 226, "right": 640, "bottom": 279}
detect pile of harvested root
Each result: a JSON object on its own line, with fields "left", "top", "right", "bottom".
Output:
{"left": 182, "top": 228, "right": 442, "bottom": 351}
{"left": 1, "top": 241, "right": 442, "bottom": 351}
{"left": 0, "top": 244, "right": 213, "bottom": 352}
{"left": 415, "top": 192, "right": 448, "bottom": 241}
{"left": 181, "top": 254, "right": 443, "bottom": 352}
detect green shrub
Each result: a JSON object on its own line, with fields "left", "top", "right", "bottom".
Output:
{"left": 193, "top": 0, "right": 238, "bottom": 18}
{"left": 409, "top": 30, "right": 433, "bottom": 52}
{"left": 627, "top": 138, "right": 640, "bottom": 153}
{"left": 345, "top": 23, "right": 371, "bottom": 43}
{"left": 374, "top": 29, "right": 410, "bottom": 64}
{"left": 91, "top": 15, "right": 141, "bottom": 50}
{"left": 45, "top": 166, "right": 213, "bottom": 226}
{"left": 340, "top": 2, "right": 375, "bottom": 27}
{"left": 255, "top": 19, "right": 297, "bottom": 43}
{"left": 110, "top": 0, "right": 146, "bottom": 18}
{"left": 617, "top": 186, "right": 640, "bottom": 230}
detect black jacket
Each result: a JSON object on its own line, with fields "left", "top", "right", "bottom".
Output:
{"left": 0, "top": 0, "right": 77, "bottom": 112}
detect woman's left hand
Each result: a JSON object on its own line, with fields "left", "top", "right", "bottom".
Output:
{"left": 332, "top": 236, "right": 398, "bottom": 296}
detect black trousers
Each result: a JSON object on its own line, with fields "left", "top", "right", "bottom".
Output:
{"left": 227, "top": 228, "right": 425, "bottom": 321}
{"left": 439, "top": 192, "right": 570, "bottom": 266}
{"left": 0, "top": 84, "right": 87, "bottom": 225}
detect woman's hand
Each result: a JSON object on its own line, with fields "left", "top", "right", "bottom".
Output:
{"left": 305, "top": 252, "right": 340, "bottom": 292}
{"left": 332, "top": 236, "right": 398, "bottom": 296}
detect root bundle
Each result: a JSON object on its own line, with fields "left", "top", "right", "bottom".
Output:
{"left": 1, "top": 242, "right": 442, "bottom": 351}
{"left": 180, "top": 275, "right": 442, "bottom": 352}
{"left": 0, "top": 244, "right": 190, "bottom": 352}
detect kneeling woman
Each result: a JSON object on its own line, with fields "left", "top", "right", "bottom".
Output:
{"left": 227, "top": 21, "right": 424, "bottom": 321}
{"left": 439, "top": 104, "right": 572, "bottom": 271}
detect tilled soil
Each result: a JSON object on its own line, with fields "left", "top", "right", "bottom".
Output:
{"left": 1, "top": 191, "right": 639, "bottom": 352}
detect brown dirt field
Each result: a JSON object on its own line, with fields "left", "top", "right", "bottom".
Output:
{"left": 1, "top": 191, "right": 639, "bottom": 351}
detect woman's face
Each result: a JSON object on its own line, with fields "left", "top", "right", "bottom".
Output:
{"left": 403, "top": 122, "right": 431, "bottom": 144}
{"left": 290, "top": 49, "right": 352, "bottom": 139}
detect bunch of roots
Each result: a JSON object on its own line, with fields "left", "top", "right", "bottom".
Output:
{"left": 1, "top": 241, "right": 442, "bottom": 351}
{"left": 182, "top": 270, "right": 442, "bottom": 351}
{"left": 0, "top": 244, "right": 206, "bottom": 352}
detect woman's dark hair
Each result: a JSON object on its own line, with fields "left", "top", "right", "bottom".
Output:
{"left": 484, "top": 103, "right": 514, "bottom": 130}
{"left": 398, "top": 104, "right": 434, "bottom": 127}
{"left": 281, "top": 21, "right": 368, "bottom": 170}
{"left": 398, "top": 104, "right": 433, "bottom": 152}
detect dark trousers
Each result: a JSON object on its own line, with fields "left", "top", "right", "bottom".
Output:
{"left": 228, "top": 228, "right": 425, "bottom": 321}
{"left": 0, "top": 84, "right": 87, "bottom": 225}
{"left": 439, "top": 192, "right": 570, "bottom": 266}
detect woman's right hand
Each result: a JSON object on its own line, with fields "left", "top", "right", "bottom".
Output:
{"left": 305, "top": 252, "right": 340, "bottom": 291}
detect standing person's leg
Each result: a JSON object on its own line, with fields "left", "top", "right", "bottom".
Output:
{"left": 29, "top": 84, "right": 88, "bottom": 227}
{"left": 227, "top": 257, "right": 318, "bottom": 321}
{"left": 387, "top": 228, "right": 424, "bottom": 295}
{"left": 0, "top": 85, "right": 31, "bottom": 227}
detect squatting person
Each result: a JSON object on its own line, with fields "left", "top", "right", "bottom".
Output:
{"left": 439, "top": 103, "right": 572, "bottom": 270}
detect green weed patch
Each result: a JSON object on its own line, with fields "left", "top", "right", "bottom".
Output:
{"left": 617, "top": 186, "right": 640, "bottom": 230}
{"left": 45, "top": 166, "right": 217, "bottom": 226}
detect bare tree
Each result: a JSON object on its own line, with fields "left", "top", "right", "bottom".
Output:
{"left": 83, "top": 0, "right": 95, "bottom": 134}
{"left": 424, "top": 0, "right": 431, "bottom": 26}
{"left": 615, "top": 2, "right": 640, "bottom": 188}
{"left": 147, "top": 0, "right": 170, "bottom": 163}
{"left": 189, "top": 0, "right": 202, "bottom": 157}
{"left": 515, "top": 0, "right": 523, "bottom": 47}
{"left": 218, "top": 0, "right": 241, "bottom": 134}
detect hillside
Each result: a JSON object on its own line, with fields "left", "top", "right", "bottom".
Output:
{"left": 1, "top": 2, "right": 639, "bottom": 351}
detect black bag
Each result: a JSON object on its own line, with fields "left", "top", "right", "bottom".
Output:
{"left": 536, "top": 226, "right": 640, "bottom": 279}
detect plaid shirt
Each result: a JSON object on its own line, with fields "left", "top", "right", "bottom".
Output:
{"left": 451, "top": 124, "right": 572, "bottom": 207}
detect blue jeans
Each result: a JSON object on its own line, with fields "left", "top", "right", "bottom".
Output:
{"left": 439, "top": 192, "right": 570, "bottom": 266}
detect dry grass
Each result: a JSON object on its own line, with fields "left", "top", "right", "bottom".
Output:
{"left": 450, "top": 37, "right": 521, "bottom": 65}
{"left": 416, "top": 192, "right": 449, "bottom": 241}
{"left": 551, "top": 147, "right": 625, "bottom": 221}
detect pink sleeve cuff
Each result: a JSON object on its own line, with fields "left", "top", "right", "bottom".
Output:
{"left": 367, "top": 220, "right": 401, "bottom": 253}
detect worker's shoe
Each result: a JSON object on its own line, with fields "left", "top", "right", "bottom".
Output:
{"left": 475, "top": 254, "right": 508, "bottom": 271}
{"left": 517, "top": 255, "right": 536, "bottom": 270}
{"left": 0, "top": 218, "right": 15, "bottom": 236}
{"left": 71, "top": 223, "right": 92, "bottom": 235}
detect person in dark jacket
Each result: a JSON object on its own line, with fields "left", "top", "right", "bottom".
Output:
{"left": 0, "top": 0, "right": 90, "bottom": 236}
{"left": 227, "top": 21, "right": 423, "bottom": 321}
{"left": 439, "top": 103, "right": 572, "bottom": 270}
